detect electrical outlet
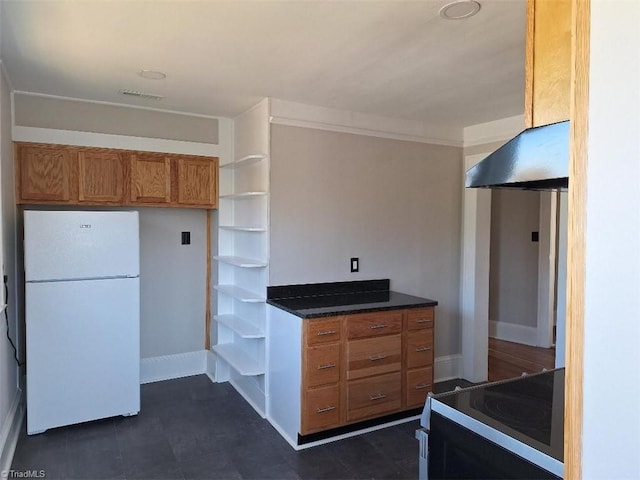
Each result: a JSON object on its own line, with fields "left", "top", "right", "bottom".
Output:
{"left": 350, "top": 257, "right": 359, "bottom": 273}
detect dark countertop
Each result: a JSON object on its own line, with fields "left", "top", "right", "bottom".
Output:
{"left": 267, "top": 279, "right": 437, "bottom": 319}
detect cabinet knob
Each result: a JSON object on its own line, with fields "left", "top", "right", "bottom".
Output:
{"left": 415, "top": 384, "right": 429, "bottom": 390}
{"left": 415, "top": 346, "right": 431, "bottom": 352}
{"left": 415, "top": 319, "right": 430, "bottom": 324}
{"left": 369, "top": 393, "right": 387, "bottom": 401}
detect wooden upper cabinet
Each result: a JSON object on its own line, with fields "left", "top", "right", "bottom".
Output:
{"left": 524, "top": 0, "right": 572, "bottom": 128}
{"left": 15, "top": 142, "right": 218, "bottom": 209}
{"left": 130, "top": 153, "right": 171, "bottom": 204}
{"left": 177, "top": 156, "right": 218, "bottom": 208}
{"left": 17, "top": 144, "right": 71, "bottom": 203}
{"left": 78, "top": 149, "right": 125, "bottom": 204}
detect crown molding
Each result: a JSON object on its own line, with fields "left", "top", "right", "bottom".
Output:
{"left": 13, "top": 90, "right": 228, "bottom": 121}
{"left": 269, "top": 98, "right": 463, "bottom": 147}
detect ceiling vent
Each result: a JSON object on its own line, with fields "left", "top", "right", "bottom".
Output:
{"left": 118, "top": 89, "right": 164, "bottom": 100}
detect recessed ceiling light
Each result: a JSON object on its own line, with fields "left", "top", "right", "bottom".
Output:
{"left": 138, "top": 69, "right": 167, "bottom": 80}
{"left": 439, "top": 0, "right": 481, "bottom": 20}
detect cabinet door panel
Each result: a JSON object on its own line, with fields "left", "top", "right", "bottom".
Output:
{"left": 78, "top": 150, "right": 124, "bottom": 203}
{"left": 306, "top": 317, "right": 342, "bottom": 345}
{"left": 406, "top": 366, "right": 433, "bottom": 408}
{"left": 301, "top": 384, "right": 341, "bottom": 434}
{"left": 19, "top": 145, "right": 71, "bottom": 202}
{"left": 131, "top": 154, "right": 171, "bottom": 203}
{"left": 347, "top": 372, "right": 401, "bottom": 422}
{"left": 305, "top": 343, "right": 340, "bottom": 388}
{"left": 407, "top": 307, "right": 434, "bottom": 331}
{"left": 177, "top": 157, "right": 217, "bottom": 207}
{"left": 406, "top": 330, "right": 434, "bottom": 369}
{"left": 347, "top": 311, "right": 402, "bottom": 339}
{"left": 347, "top": 334, "right": 401, "bottom": 380}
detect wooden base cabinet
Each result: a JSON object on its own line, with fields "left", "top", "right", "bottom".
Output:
{"left": 299, "top": 306, "right": 435, "bottom": 436}
{"left": 15, "top": 142, "right": 218, "bottom": 209}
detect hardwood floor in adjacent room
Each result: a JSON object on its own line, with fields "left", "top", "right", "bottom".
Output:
{"left": 488, "top": 337, "right": 556, "bottom": 382}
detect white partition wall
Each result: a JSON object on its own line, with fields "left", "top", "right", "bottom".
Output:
{"left": 213, "top": 99, "right": 270, "bottom": 416}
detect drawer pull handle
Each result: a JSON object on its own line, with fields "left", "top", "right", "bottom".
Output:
{"left": 369, "top": 354, "right": 387, "bottom": 361}
{"left": 317, "top": 363, "right": 336, "bottom": 370}
{"left": 316, "top": 330, "right": 336, "bottom": 336}
{"left": 415, "top": 384, "right": 429, "bottom": 390}
{"left": 369, "top": 324, "right": 388, "bottom": 330}
{"left": 369, "top": 393, "right": 387, "bottom": 401}
{"left": 315, "top": 405, "right": 336, "bottom": 413}
{"left": 416, "top": 319, "right": 430, "bottom": 324}
{"left": 415, "top": 346, "right": 431, "bottom": 352}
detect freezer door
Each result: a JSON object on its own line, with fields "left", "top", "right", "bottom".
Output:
{"left": 24, "top": 210, "right": 139, "bottom": 281}
{"left": 26, "top": 277, "right": 140, "bottom": 434}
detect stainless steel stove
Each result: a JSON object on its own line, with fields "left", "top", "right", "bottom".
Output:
{"left": 417, "top": 369, "right": 564, "bottom": 479}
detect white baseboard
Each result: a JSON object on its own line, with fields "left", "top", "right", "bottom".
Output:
{"left": 434, "top": 354, "right": 462, "bottom": 382}
{"left": 0, "top": 388, "right": 25, "bottom": 475}
{"left": 140, "top": 350, "right": 207, "bottom": 384}
{"left": 489, "top": 320, "right": 538, "bottom": 346}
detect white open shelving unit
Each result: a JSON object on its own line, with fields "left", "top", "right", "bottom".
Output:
{"left": 214, "top": 99, "right": 270, "bottom": 416}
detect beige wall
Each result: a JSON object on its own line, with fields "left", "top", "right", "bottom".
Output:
{"left": 14, "top": 94, "right": 219, "bottom": 144}
{"left": 489, "top": 189, "right": 540, "bottom": 327}
{"left": 270, "top": 124, "right": 462, "bottom": 357}
{"left": 138, "top": 207, "right": 208, "bottom": 358}
{"left": 463, "top": 140, "right": 509, "bottom": 158}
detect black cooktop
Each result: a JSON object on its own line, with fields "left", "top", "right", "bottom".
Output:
{"left": 430, "top": 369, "right": 564, "bottom": 468}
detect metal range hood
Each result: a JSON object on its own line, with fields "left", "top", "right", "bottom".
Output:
{"left": 465, "top": 120, "right": 569, "bottom": 190}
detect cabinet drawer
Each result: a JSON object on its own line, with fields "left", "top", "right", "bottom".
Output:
{"left": 406, "top": 367, "right": 433, "bottom": 408}
{"left": 347, "top": 311, "right": 402, "bottom": 339}
{"left": 407, "top": 307, "right": 434, "bottom": 330}
{"left": 347, "top": 334, "right": 401, "bottom": 380}
{"left": 302, "top": 384, "right": 341, "bottom": 434}
{"left": 305, "top": 343, "right": 340, "bottom": 388}
{"left": 347, "top": 372, "right": 401, "bottom": 422}
{"left": 306, "top": 317, "right": 341, "bottom": 346}
{"left": 406, "top": 330, "right": 434, "bottom": 369}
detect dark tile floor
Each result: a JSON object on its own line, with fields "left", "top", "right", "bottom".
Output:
{"left": 10, "top": 376, "right": 473, "bottom": 480}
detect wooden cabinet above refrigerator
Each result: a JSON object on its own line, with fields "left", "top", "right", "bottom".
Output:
{"left": 15, "top": 142, "right": 218, "bottom": 209}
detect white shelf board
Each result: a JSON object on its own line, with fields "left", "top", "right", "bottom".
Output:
{"left": 219, "top": 191, "right": 268, "bottom": 200}
{"left": 219, "top": 154, "right": 268, "bottom": 170}
{"left": 212, "top": 344, "right": 265, "bottom": 376}
{"left": 215, "top": 314, "right": 265, "bottom": 338}
{"left": 214, "top": 256, "right": 268, "bottom": 268}
{"left": 219, "top": 225, "right": 267, "bottom": 232}
{"left": 214, "top": 284, "right": 265, "bottom": 302}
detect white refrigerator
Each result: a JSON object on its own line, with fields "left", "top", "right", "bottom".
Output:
{"left": 24, "top": 210, "right": 140, "bottom": 435}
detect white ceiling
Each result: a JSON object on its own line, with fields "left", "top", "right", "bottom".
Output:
{"left": 0, "top": 0, "right": 526, "bottom": 130}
